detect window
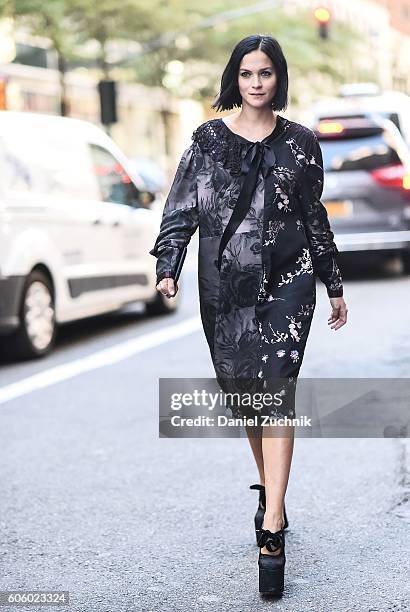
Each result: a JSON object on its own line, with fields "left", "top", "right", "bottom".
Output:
{"left": 387, "top": 112, "right": 402, "bottom": 134}
{"left": 319, "top": 133, "right": 401, "bottom": 173}
{"left": 89, "top": 144, "right": 138, "bottom": 206}
{"left": 12, "top": 43, "right": 53, "bottom": 69}
{"left": 0, "top": 130, "right": 97, "bottom": 199}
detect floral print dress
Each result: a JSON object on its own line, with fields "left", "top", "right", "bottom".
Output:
{"left": 149, "top": 114, "right": 343, "bottom": 418}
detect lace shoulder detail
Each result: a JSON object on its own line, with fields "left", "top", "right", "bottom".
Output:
{"left": 191, "top": 119, "right": 243, "bottom": 176}
{"left": 284, "top": 119, "right": 315, "bottom": 139}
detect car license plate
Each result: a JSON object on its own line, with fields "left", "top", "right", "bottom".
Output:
{"left": 324, "top": 200, "right": 352, "bottom": 218}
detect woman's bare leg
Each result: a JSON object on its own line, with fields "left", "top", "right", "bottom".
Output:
{"left": 261, "top": 425, "right": 294, "bottom": 554}
{"left": 245, "top": 424, "right": 264, "bottom": 485}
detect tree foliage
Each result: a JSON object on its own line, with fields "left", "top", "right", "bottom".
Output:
{"left": 2, "top": 0, "right": 362, "bottom": 105}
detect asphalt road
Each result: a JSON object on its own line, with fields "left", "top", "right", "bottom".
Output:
{"left": 0, "top": 251, "right": 409, "bottom": 611}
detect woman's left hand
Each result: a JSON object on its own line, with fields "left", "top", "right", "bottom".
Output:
{"left": 328, "top": 297, "right": 348, "bottom": 330}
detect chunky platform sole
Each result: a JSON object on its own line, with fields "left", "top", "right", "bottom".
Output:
{"left": 257, "top": 527, "right": 286, "bottom": 596}
{"left": 258, "top": 566, "right": 284, "bottom": 595}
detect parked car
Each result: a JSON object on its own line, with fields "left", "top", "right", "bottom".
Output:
{"left": 313, "top": 114, "right": 410, "bottom": 270}
{"left": 0, "top": 111, "right": 180, "bottom": 359}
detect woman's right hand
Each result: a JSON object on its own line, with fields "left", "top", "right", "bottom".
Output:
{"left": 156, "top": 277, "right": 178, "bottom": 298}
{"left": 328, "top": 296, "right": 348, "bottom": 330}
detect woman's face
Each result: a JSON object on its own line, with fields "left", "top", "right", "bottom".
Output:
{"left": 238, "top": 49, "right": 277, "bottom": 108}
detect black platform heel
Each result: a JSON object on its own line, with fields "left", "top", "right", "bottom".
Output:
{"left": 257, "top": 527, "right": 286, "bottom": 596}
{"left": 250, "top": 484, "right": 289, "bottom": 544}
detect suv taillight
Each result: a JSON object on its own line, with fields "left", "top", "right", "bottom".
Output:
{"left": 370, "top": 164, "right": 410, "bottom": 191}
{"left": 316, "top": 117, "right": 382, "bottom": 138}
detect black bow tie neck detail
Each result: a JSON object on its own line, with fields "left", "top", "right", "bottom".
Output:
{"left": 240, "top": 140, "right": 276, "bottom": 178}
{"left": 217, "top": 140, "right": 277, "bottom": 272}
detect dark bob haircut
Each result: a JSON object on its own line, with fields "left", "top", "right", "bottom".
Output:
{"left": 212, "top": 34, "right": 288, "bottom": 112}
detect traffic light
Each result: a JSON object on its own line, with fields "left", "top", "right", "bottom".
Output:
{"left": 98, "top": 79, "right": 117, "bottom": 125}
{"left": 314, "top": 7, "right": 331, "bottom": 40}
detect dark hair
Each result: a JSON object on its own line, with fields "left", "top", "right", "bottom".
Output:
{"left": 212, "top": 34, "right": 288, "bottom": 112}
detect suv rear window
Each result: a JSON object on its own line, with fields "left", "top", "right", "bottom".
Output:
{"left": 318, "top": 132, "right": 401, "bottom": 172}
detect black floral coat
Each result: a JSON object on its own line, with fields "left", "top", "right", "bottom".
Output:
{"left": 149, "top": 114, "right": 343, "bottom": 417}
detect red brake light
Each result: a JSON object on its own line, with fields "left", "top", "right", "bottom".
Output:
{"left": 370, "top": 164, "right": 410, "bottom": 190}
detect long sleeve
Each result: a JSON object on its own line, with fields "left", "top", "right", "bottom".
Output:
{"left": 296, "top": 134, "right": 343, "bottom": 298}
{"left": 149, "top": 141, "right": 200, "bottom": 284}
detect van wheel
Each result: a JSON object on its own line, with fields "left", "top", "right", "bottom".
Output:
{"left": 12, "top": 270, "right": 56, "bottom": 359}
{"left": 146, "top": 285, "right": 181, "bottom": 316}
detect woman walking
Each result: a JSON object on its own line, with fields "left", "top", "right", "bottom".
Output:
{"left": 149, "top": 34, "right": 348, "bottom": 596}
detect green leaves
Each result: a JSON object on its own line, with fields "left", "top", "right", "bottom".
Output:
{"left": 3, "top": 1, "right": 362, "bottom": 105}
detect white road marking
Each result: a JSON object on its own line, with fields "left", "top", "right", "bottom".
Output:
{"left": 0, "top": 317, "right": 202, "bottom": 406}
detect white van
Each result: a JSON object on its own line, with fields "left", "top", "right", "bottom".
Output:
{"left": 0, "top": 111, "right": 180, "bottom": 359}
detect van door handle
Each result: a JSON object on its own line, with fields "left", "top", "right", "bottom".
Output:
{"left": 92, "top": 218, "right": 102, "bottom": 225}
{"left": 112, "top": 220, "right": 121, "bottom": 227}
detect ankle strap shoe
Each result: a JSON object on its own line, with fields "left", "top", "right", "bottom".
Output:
{"left": 257, "top": 527, "right": 286, "bottom": 595}
{"left": 250, "top": 484, "right": 289, "bottom": 545}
